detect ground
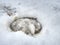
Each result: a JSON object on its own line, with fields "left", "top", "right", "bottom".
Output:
{"left": 0, "top": 0, "right": 60, "bottom": 45}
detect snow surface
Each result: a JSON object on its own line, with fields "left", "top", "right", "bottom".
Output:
{"left": 0, "top": 0, "right": 60, "bottom": 45}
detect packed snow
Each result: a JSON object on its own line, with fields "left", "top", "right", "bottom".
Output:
{"left": 0, "top": 0, "right": 60, "bottom": 45}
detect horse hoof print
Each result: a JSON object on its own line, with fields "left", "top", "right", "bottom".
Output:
{"left": 10, "top": 17, "right": 42, "bottom": 36}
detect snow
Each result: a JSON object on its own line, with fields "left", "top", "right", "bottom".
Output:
{"left": 0, "top": 0, "right": 60, "bottom": 45}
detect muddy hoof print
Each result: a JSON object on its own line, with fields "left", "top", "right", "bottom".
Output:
{"left": 10, "top": 17, "right": 42, "bottom": 36}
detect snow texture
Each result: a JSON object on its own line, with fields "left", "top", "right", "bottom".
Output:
{"left": 0, "top": 0, "right": 60, "bottom": 45}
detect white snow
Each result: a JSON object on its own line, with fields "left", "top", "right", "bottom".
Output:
{"left": 0, "top": 0, "right": 60, "bottom": 45}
